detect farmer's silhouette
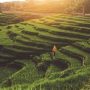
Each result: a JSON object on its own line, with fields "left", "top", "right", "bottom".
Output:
{"left": 52, "top": 45, "right": 57, "bottom": 56}
{"left": 51, "top": 45, "right": 57, "bottom": 59}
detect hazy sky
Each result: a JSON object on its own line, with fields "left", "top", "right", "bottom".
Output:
{"left": 0, "top": 0, "right": 25, "bottom": 3}
{"left": 0, "top": 0, "right": 61, "bottom": 3}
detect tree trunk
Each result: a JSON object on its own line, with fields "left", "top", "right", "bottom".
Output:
{"left": 82, "top": 0, "right": 86, "bottom": 16}
{"left": 0, "top": 3, "right": 2, "bottom": 13}
{"left": 83, "top": 5, "right": 85, "bottom": 16}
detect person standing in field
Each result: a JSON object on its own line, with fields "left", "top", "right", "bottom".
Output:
{"left": 52, "top": 45, "right": 57, "bottom": 57}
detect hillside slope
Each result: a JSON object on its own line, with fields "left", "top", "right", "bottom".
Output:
{"left": 0, "top": 14, "right": 90, "bottom": 90}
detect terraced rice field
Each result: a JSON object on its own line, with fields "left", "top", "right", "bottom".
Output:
{"left": 0, "top": 14, "right": 90, "bottom": 90}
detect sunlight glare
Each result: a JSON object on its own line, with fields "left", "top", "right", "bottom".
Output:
{"left": 35, "top": 0, "right": 46, "bottom": 4}
{"left": 0, "top": 0, "right": 25, "bottom": 3}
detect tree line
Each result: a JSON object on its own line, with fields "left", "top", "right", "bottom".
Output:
{"left": 64, "top": 0, "right": 90, "bottom": 16}
{"left": 0, "top": 0, "right": 90, "bottom": 16}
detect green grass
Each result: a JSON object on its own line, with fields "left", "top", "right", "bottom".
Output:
{"left": 1, "top": 66, "right": 90, "bottom": 90}
{"left": 0, "top": 14, "right": 90, "bottom": 90}
{"left": 0, "top": 60, "right": 43, "bottom": 88}
{"left": 0, "top": 61, "right": 24, "bottom": 86}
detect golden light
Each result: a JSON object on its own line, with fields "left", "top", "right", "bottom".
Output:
{"left": 35, "top": 0, "right": 63, "bottom": 4}
{"left": 0, "top": 0, "right": 25, "bottom": 3}
{"left": 35, "top": 0, "right": 46, "bottom": 4}
{"left": 36, "top": 0, "right": 45, "bottom": 2}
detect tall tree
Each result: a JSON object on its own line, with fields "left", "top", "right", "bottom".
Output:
{"left": 78, "top": 0, "right": 89, "bottom": 16}
{"left": 82, "top": 0, "right": 86, "bottom": 16}
{"left": 0, "top": 3, "right": 2, "bottom": 13}
{"left": 82, "top": 0, "right": 90, "bottom": 16}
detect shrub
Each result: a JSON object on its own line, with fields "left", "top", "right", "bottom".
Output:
{"left": 7, "top": 31, "right": 18, "bottom": 40}
{"left": 6, "top": 26, "right": 12, "bottom": 29}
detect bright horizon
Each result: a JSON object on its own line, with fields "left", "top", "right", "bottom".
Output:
{"left": 0, "top": 0, "right": 62, "bottom": 3}
{"left": 0, "top": 0, "right": 25, "bottom": 3}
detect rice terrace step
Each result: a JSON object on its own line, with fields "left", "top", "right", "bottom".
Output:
{"left": 0, "top": 1, "right": 90, "bottom": 89}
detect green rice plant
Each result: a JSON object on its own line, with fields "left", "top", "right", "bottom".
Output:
{"left": 2, "top": 60, "right": 42, "bottom": 86}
